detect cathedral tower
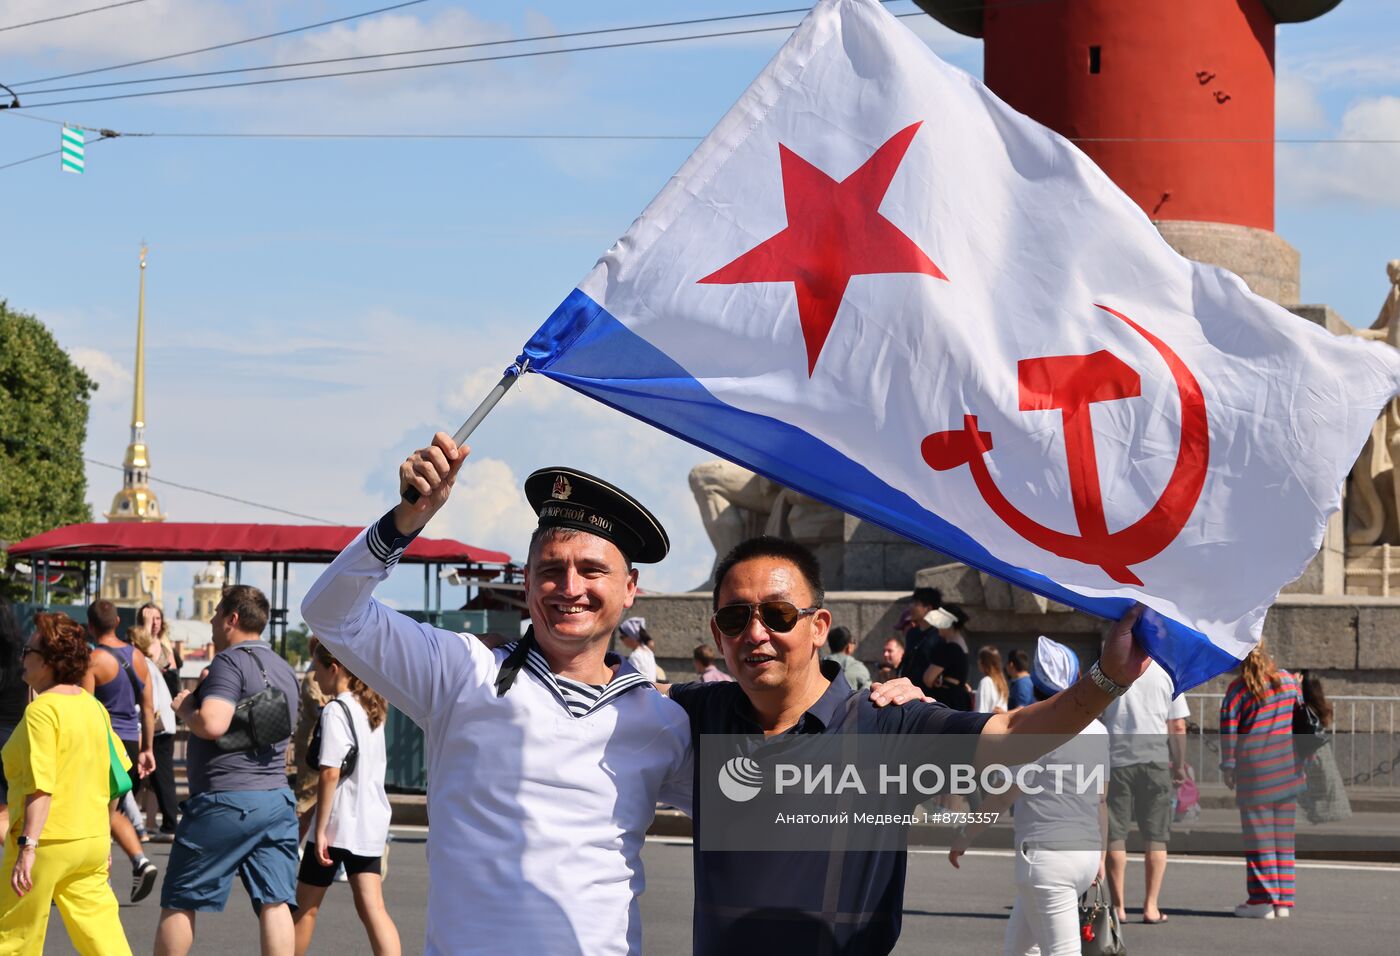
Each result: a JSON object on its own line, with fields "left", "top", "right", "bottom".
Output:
{"left": 100, "top": 247, "right": 165, "bottom": 607}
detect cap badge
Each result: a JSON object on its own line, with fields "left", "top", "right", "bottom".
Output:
{"left": 551, "top": 475, "right": 573, "bottom": 500}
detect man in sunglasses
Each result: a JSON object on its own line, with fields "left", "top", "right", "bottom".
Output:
{"left": 302, "top": 433, "right": 695, "bottom": 956}
{"left": 664, "top": 534, "right": 1150, "bottom": 955}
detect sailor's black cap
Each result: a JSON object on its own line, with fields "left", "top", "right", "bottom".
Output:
{"left": 524, "top": 467, "right": 670, "bottom": 564}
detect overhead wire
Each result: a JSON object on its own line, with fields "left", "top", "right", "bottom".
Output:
{"left": 0, "top": 127, "right": 118, "bottom": 170}
{"left": 5, "top": 108, "right": 1397, "bottom": 161}
{"left": 16, "top": 4, "right": 834, "bottom": 96}
{"left": 2, "top": 432, "right": 339, "bottom": 524}
{"left": 0, "top": 0, "right": 148, "bottom": 34}
{"left": 11, "top": 0, "right": 431, "bottom": 86}
{"left": 5, "top": 1, "right": 1396, "bottom": 158}
{"left": 81, "top": 457, "right": 338, "bottom": 524}
{"left": 17, "top": 12, "right": 932, "bottom": 109}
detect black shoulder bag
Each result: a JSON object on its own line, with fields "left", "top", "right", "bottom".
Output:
{"left": 214, "top": 646, "right": 293, "bottom": 753}
{"left": 305, "top": 698, "right": 360, "bottom": 778}
{"left": 1292, "top": 699, "right": 1330, "bottom": 759}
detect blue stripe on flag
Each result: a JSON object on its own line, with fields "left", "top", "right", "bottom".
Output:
{"left": 520, "top": 288, "right": 1241, "bottom": 692}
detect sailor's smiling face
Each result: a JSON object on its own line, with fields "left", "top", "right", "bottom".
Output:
{"left": 525, "top": 529, "right": 638, "bottom": 650}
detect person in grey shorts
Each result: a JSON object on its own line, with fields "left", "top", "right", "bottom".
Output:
{"left": 1102, "top": 658, "right": 1189, "bottom": 924}
{"left": 155, "top": 585, "right": 300, "bottom": 956}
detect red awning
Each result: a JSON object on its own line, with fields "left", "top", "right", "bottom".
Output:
{"left": 7, "top": 522, "right": 512, "bottom": 566}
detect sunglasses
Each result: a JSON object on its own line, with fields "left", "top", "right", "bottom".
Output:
{"left": 712, "top": 601, "right": 821, "bottom": 638}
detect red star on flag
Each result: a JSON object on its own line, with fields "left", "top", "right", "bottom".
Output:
{"left": 698, "top": 121, "right": 947, "bottom": 375}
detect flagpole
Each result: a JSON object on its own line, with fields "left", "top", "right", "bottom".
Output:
{"left": 401, "top": 369, "right": 521, "bottom": 504}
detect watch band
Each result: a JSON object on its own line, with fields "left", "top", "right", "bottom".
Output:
{"left": 16, "top": 835, "right": 37, "bottom": 849}
{"left": 1088, "top": 660, "right": 1129, "bottom": 699}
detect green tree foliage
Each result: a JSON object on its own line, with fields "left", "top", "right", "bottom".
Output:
{"left": 282, "top": 623, "right": 312, "bottom": 666}
{"left": 0, "top": 301, "right": 97, "bottom": 571}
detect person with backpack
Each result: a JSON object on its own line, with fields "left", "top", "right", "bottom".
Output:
{"left": 155, "top": 585, "right": 300, "bottom": 956}
{"left": 292, "top": 642, "right": 399, "bottom": 956}
{"left": 81, "top": 600, "right": 158, "bottom": 902}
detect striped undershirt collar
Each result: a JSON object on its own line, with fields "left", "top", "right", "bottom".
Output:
{"left": 506, "top": 641, "right": 653, "bottom": 718}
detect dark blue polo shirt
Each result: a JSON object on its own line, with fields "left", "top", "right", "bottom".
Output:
{"left": 669, "top": 660, "right": 992, "bottom": 956}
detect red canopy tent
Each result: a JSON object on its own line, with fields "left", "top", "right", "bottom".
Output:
{"left": 8, "top": 522, "right": 515, "bottom": 648}
{"left": 8, "top": 522, "right": 511, "bottom": 565}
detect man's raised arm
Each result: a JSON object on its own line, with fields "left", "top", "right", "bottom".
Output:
{"left": 974, "top": 605, "right": 1149, "bottom": 769}
{"left": 301, "top": 433, "right": 483, "bottom": 725}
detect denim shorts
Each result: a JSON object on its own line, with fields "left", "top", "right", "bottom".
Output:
{"left": 161, "top": 788, "right": 299, "bottom": 912}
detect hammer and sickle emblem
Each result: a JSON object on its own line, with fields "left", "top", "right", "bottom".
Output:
{"left": 920, "top": 304, "right": 1209, "bottom": 586}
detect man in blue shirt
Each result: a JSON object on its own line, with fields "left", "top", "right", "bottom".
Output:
{"left": 1007, "top": 648, "right": 1035, "bottom": 710}
{"left": 668, "top": 536, "right": 1149, "bottom": 955}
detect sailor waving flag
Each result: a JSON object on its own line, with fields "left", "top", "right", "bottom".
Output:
{"left": 467, "top": 0, "right": 1400, "bottom": 690}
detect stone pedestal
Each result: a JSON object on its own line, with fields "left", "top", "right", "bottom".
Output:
{"left": 1154, "top": 220, "right": 1300, "bottom": 306}
{"left": 834, "top": 516, "right": 950, "bottom": 590}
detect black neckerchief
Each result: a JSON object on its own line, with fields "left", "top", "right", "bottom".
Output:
{"left": 494, "top": 625, "right": 537, "bottom": 697}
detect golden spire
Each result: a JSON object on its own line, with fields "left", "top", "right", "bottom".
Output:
{"left": 107, "top": 245, "right": 163, "bottom": 523}
{"left": 132, "top": 245, "right": 147, "bottom": 436}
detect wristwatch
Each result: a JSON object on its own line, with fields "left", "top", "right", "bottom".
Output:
{"left": 1088, "top": 660, "right": 1129, "bottom": 699}
{"left": 16, "top": 835, "right": 37, "bottom": 850}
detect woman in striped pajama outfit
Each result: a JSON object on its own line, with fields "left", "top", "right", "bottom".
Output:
{"left": 1219, "top": 639, "right": 1304, "bottom": 919}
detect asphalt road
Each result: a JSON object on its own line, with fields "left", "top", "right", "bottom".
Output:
{"left": 43, "top": 830, "right": 1400, "bottom": 954}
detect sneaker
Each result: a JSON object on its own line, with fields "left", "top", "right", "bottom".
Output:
{"left": 334, "top": 863, "right": 348, "bottom": 883}
{"left": 1275, "top": 906, "right": 1291, "bottom": 918}
{"left": 149, "top": 831, "right": 176, "bottom": 844}
{"left": 1233, "top": 902, "right": 1275, "bottom": 919}
{"left": 131, "top": 860, "right": 158, "bottom": 903}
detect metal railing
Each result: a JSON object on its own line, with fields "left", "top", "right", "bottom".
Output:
{"left": 1183, "top": 694, "right": 1399, "bottom": 788}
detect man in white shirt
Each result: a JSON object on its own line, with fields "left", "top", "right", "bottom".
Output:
{"left": 1100, "top": 657, "right": 1190, "bottom": 924}
{"left": 302, "top": 433, "right": 693, "bottom": 956}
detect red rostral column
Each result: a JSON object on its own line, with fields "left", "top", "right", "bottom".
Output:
{"left": 916, "top": 0, "right": 1345, "bottom": 304}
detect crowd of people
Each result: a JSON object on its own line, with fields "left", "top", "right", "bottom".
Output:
{"left": 0, "top": 589, "right": 400, "bottom": 956}
{"left": 0, "top": 435, "right": 1366, "bottom": 954}
{"left": 831, "top": 586, "right": 1351, "bottom": 947}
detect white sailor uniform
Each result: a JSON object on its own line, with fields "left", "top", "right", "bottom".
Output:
{"left": 302, "top": 516, "right": 693, "bottom": 956}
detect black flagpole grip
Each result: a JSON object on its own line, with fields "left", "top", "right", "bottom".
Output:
{"left": 402, "top": 370, "right": 521, "bottom": 504}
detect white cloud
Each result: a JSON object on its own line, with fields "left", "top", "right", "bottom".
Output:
{"left": 8, "top": 2, "right": 583, "bottom": 132}
{"left": 429, "top": 456, "right": 537, "bottom": 561}
{"left": 160, "top": 7, "right": 577, "bottom": 130}
{"left": 0, "top": 0, "right": 245, "bottom": 61}
{"left": 1280, "top": 49, "right": 1400, "bottom": 93}
{"left": 1276, "top": 71, "right": 1327, "bottom": 132}
{"left": 1279, "top": 96, "right": 1400, "bottom": 205}
{"left": 68, "top": 346, "right": 131, "bottom": 408}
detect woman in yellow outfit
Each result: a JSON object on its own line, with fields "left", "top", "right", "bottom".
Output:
{"left": 0, "top": 612, "right": 132, "bottom": 955}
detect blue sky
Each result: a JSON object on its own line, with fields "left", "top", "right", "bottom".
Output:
{"left": 2, "top": 0, "right": 1397, "bottom": 620}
